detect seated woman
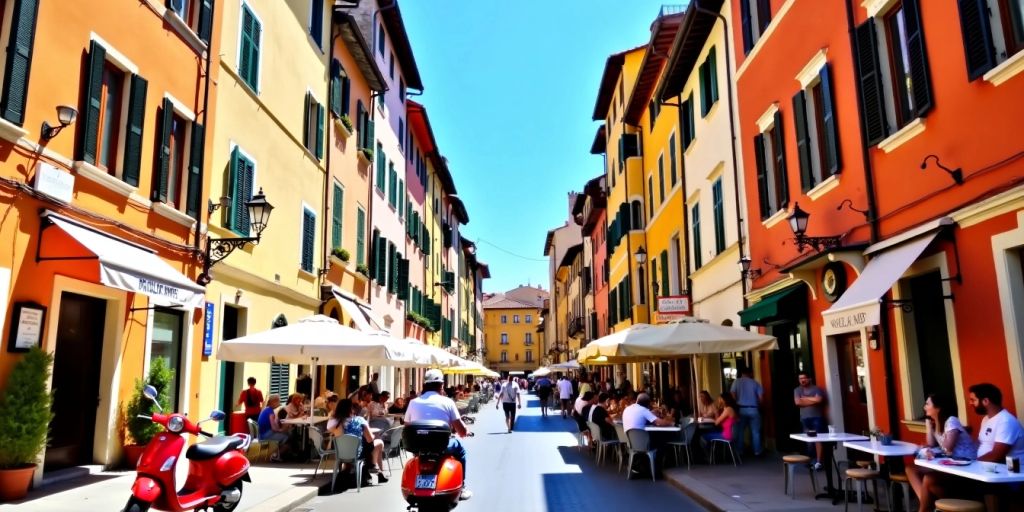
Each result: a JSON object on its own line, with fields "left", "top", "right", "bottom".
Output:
{"left": 256, "top": 394, "right": 290, "bottom": 462}
{"left": 697, "top": 390, "right": 720, "bottom": 423}
{"left": 906, "top": 393, "right": 976, "bottom": 508}
{"left": 284, "top": 393, "right": 307, "bottom": 419}
{"left": 701, "top": 392, "right": 738, "bottom": 445}
{"left": 388, "top": 397, "right": 407, "bottom": 414}
{"left": 327, "top": 398, "right": 388, "bottom": 485}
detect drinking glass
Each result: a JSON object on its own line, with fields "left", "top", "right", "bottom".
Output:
{"left": 828, "top": 425, "right": 836, "bottom": 435}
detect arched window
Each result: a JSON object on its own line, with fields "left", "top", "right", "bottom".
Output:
{"left": 631, "top": 200, "right": 644, "bottom": 229}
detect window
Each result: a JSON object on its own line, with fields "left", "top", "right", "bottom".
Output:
{"left": 399, "top": 79, "right": 406, "bottom": 101}
{"left": 699, "top": 47, "right": 719, "bottom": 117}
{"left": 658, "top": 155, "right": 666, "bottom": 203}
{"left": 238, "top": 3, "right": 261, "bottom": 91}
{"left": 388, "top": 162, "right": 397, "bottom": 207}
{"left": 648, "top": 176, "right": 655, "bottom": 218}
{"left": 97, "top": 62, "right": 125, "bottom": 173}
{"left": 151, "top": 309, "right": 184, "bottom": 411}
{"left": 525, "top": 332, "right": 533, "bottom": 345}
{"left": 387, "top": 242, "right": 396, "bottom": 294}
{"left": 377, "top": 21, "right": 385, "bottom": 56}
{"left": 500, "top": 350, "right": 508, "bottom": 362}
{"left": 168, "top": 0, "right": 212, "bottom": 40}
{"left": 692, "top": 203, "right": 703, "bottom": 270}
{"left": 303, "top": 92, "right": 324, "bottom": 159}
{"left": 669, "top": 133, "right": 678, "bottom": 187}
{"left": 648, "top": 99, "right": 660, "bottom": 131}
{"left": 356, "top": 101, "right": 374, "bottom": 152}
{"left": 301, "top": 207, "right": 316, "bottom": 273}
{"left": 389, "top": 51, "right": 395, "bottom": 79}
{"left": 269, "top": 362, "right": 289, "bottom": 397}
{"left": 659, "top": 250, "right": 669, "bottom": 300}
{"left": 854, "top": 0, "right": 932, "bottom": 144}
{"left": 682, "top": 93, "right": 695, "bottom": 149}
{"left": 226, "top": 147, "right": 254, "bottom": 236}
{"left": 329, "top": 59, "right": 350, "bottom": 118}
{"left": 375, "top": 143, "right": 385, "bottom": 191}
{"left": 526, "top": 314, "right": 532, "bottom": 323}
{"left": 754, "top": 111, "right": 790, "bottom": 219}
{"left": 356, "top": 207, "right": 366, "bottom": 265}
{"left": 794, "top": 64, "right": 841, "bottom": 191}
{"left": 397, "top": 179, "right": 404, "bottom": 217}
{"left": 739, "top": 0, "right": 773, "bottom": 53}
{"left": 525, "top": 350, "right": 533, "bottom": 363}
{"left": 501, "top": 315, "right": 507, "bottom": 324}
{"left": 309, "top": 0, "right": 323, "bottom": 48}
{"left": 160, "top": 111, "right": 187, "bottom": 207}
{"left": 331, "top": 182, "right": 343, "bottom": 251}
{"left": 712, "top": 179, "right": 726, "bottom": 254}
{"left": 513, "top": 314, "right": 520, "bottom": 323}
{"left": 501, "top": 333, "right": 508, "bottom": 344}
{"left": 398, "top": 117, "right": 405, "bottom": 153}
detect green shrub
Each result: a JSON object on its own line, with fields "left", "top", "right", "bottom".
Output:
{"left": 124, "top": 358, "right": 174, "bottom": 445}
{"left": 0, "top": 347, "right": 54, "bottom": 468}
{"left": 339, "top": 114, "right": 354, "bottom": 132}
{"left": 356, "top": 263, "right": 370, "bottom": 276}
{"left": 359, "top": 147, "right": 374, "bottom": 161}
{"left": 332, "top": 247, "right": 351, "bottom": 262}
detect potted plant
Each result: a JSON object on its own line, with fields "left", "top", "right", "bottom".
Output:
{"left": 868, "top": 427, "right": 892, "bottom": 446}
{"left": 338, "top": 114, "right": 353, "bottom": 133}
{"left": 123, "top": 358, "right": 173, "bottom": 468}
{"left": 332, "top": 247, "right": 351, "bottom": 264}
{"left": 356, "top": 263, "right": 370, "bottom": 277}
{"left": 0, "top": 347, "right": 54, "bottom": 501}
{"left": 358, "top": 147, "right": 374, "bottom": 162}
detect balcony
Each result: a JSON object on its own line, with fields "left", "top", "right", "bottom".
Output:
{"left": 567, "top": 317, "right": 585, "bottom": 338}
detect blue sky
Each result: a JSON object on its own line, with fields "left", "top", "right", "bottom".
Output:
{"left": 400, "top": 1, "right": 671, "bottom": 294}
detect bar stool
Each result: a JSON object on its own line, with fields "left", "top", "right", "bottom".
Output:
{"left": 782, "top": 454, "right": 817, "bottom": 499}
{"left": 844, "top": 467, "right": 883, "bottom": 512}
{"left": 934, "top": 499, "right": 985, "bottom": 512}
{"left": 888, "top": 472, "right": 912, "bottom": 512}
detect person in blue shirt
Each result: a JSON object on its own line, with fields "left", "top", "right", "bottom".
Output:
{"left": 256, "top": 394, "right": 290, "bottom": 461}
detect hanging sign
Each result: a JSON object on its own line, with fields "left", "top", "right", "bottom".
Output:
{"left": 203, "top": 301, "right": 215, "bottom": 356}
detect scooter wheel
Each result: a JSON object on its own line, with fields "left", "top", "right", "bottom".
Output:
{"left": 122, "top": 497, "right": 150, "bottom": 512}
{"left": 211, "top": 481, "right": 244, "bottom": 512}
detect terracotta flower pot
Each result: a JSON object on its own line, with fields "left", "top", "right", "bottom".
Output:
{"left": 0, "top": 464, "right": 37, "bottom": 502}
{"left": 124, "top": 444, "right": 146, "bottom": 469}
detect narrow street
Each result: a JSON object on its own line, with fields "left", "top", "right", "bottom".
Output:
{"left": 296, "top": 392, "right": 706, "bottom": 512}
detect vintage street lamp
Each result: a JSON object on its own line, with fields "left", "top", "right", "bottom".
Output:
{"left": 787, "top": 202, "right": 841, "bottom": 253}
{"left": 196, "top": 188, "right": 274, "bottom": 285}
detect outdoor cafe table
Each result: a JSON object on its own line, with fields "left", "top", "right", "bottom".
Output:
{"left": 791, "top": 432, "right": 869, "bottom": 503}
{"left": 916, "top": 458, "right": 1024, "bottom": 511}
{"left": 282, "top": 416, "right": 328, "bottom": 452}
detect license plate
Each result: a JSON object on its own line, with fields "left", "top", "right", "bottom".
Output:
{"left": 415, "top": 475, "right": 437, "bottom": 489}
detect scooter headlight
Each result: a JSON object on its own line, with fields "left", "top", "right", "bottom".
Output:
{"left": 167, "top": 415, "right": 185, "bottom": 433}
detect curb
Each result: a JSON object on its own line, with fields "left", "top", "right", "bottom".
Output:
{"left": 664, "top": 469, "right": 750, "bottom": 512}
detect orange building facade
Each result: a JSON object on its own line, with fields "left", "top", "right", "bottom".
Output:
{"left": 0, "top": 0, "right": 220, "bottom": 478}
{"left": 734, "top": 0, "right": 1024, "bottom": 451}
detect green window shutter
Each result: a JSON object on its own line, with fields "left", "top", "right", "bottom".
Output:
{"left": 185, "top": 122, "right": 205, "bottom": 219}
{"left": 78, "top": 40, "right": 106, "bottom": 163}
{"left": 792, "top": 89, "right": 814, "bottom": 191}
{"left": 669, "top": 133, "right": 678, "bottom": 187}
{"left": 122, "top": 74, "right": 148, "bottom": 187}
{"left": 397, "top": 258, "right": 410, "bottom": 300}
{"left": 331, "top": 183, "right": 343, "bottom": 250}
{"left": 230, "top": 149, "right": 253, "bottom": 235}
{"left": 247, "top": 9, "right": 261, "bottom": 89}
{"left": 152, "top": 98, "right": 173, "bottom": 203}
{"left": 239, "top": 6, "right": 254, "bottom": 88}
{"left": 226, "top": 148, "right": 239, "bottom": 229}
{"left": 310, "top": 0, "right": 323, "bottom": 47}
{"left": 341, "top": 77, "right": 350, "bottom": 117}
{"left": 698, "top": 60, "right": 708, "bottom": 117}
{"left": 0, "top": 0, "right": 39, "bottom": 125}
{"left": 708, "top": 47, "right": 718, "bottom": 107}
{"left": 370, "top": 228, "right": 380, "bottom": 278}
{"left": 692, "top": 204, "right": 702, "bottom": 269}
{"left": 754, "top": 134, "right": 770, "bottom": 219}
{"left": 387, "top": 243, "right": 397, "bottom": 294}
{"left": 376, "top": 145, "right": 385, "bottom": 190}
{"left": 303, "top": 92, "right": 310, "bottom": 151}
{"left": 647, "top": 176, "right": 654, "bottom": 219}
{"left": 301, "top": 209, "right": 315, "bottom": 273}
{"left": 197, "top": 0, "right": 214, "bottom": 44}
{"left": 713, "top": 180, "right": 725, "bottom": 253}
{"left": 819, "top": 64, "right": 841, "bottom": 175}
{"left": 658, "top": 155, "right": 665, "bottom": 203}
{"left": 366, "top": 118, "right": 375, "bottom": 152}
{"left": 660, "top": 251, "right": 669, "bottom": 298}
{"left": 388, "top": 164, "right": 397, "bottom": 207}
{"left": 772, "top": 110, "right": 789, "bottom": 207}
{"left": 376, "top": 235, "right": 388, "bottom": 283}
{"left": 356, "top": 208, "right": 366, "bottom": 265}
{"left": 398, "top": 180, "right": 404, "bottom": 217}
{"left": 422, "top": 226, "right": 431, "bottom": 255}
{"left": 330, "top": 60, "right": 342, "bottom": 117}
{"left": 315, "top": 102, "right": 325, "bottom": 159}
{"left": 356, "top": 101, "right": 365, "bottom": 147}
{"left": 854, "top": 20, "right": 887, "bottom": 145}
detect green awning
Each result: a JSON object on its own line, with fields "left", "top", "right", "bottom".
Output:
{"left": 739, "top": 285, "right": 805, "bottom": 327}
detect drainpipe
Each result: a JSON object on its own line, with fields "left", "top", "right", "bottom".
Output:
{"left": 320, "top": 18, "right": 345, "bottom": 314}
{"left": 845, "top": 0, "right": 897, "bottom": 437}
{"left": 193, "top": 0, "right": 216, "bottom": 257}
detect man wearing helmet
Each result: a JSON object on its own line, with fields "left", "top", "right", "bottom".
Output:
{"left": 404, "top": 369, "right": 473, "bottom": 500}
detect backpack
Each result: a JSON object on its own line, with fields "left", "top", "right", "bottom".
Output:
{"left": 244, "top": 389, "right": 259, "bottom": 408}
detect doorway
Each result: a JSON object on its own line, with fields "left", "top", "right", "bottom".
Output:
{"left": 836, "top": 333, "right": 869, "bottom": 437}
{"left": 219, "top": 305, "right": 240, "bottom": 420}
{"left": 46, "top": 292, "right": 107, "bottom": 470}
{"left": 769, "top": 321, "right": 810, "bottom": 452}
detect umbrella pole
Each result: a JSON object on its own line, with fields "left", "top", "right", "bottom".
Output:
{"left": 691, "top": 355, "right": 698, "bottom": 417}
{"left": 310, "top": 357, "right": 319, "bottom": 409}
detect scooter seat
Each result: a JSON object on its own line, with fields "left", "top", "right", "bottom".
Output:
{"left": 186, "top": 436, "right": 244, "bottom": 460}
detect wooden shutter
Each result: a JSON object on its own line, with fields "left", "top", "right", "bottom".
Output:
{"left": 708, "top": 48, "right": 718, "bottom": 106}
{"left": 356, "top": 101, "right": 365, "bottom": 146}
{"left": 902, "top": 0, "right": 932, "bottom": 117}
{"left": 754, "top": 134, "right": 770, "bottom": 219}
{"left": 366, "top": 118, "right": 375, "bottom": 152}
{"left": 315, "top": 102, "right": 325, "bottom": 159}
{"left": 239, "top": 6, "right": 254, "bottom": 86}
{"left": 331, "top": 182, "right": 343, "bottom": 250}
{"left": 397, "top": 258, "right": 410, "bottom": 300}
{"left": 301, "top": 209, "right": 316, "bottom": 272}
{"left": 609, "top": 289, "right": 617, "bottom": 325}
{"left": 422, "top": 225, "right": 431, "bottom": 255}
{"left": 198, "top": 0, "right": 214, "bottom": 44}
{"left": 659, "top": 250, "right": 669, "bottom": 298}
{"left": 230, "top": 149, "right": 253, "bottom": 235}
{"left": 303, "top": 92, "right": 311, "bottom": 151}
{"left": 699, "top": 60, "right": 709, "bottom": 116}
{"left": 376, "top": 236, "right": 388, "bottom": 283}
{"left": 356, "top": 209, "right": 366, "bottom": 265}
{"left": 330, "top": 60, "right": 342, "bottom": 117}
{"left": 792, "top": 90, "right": 813, "bottom": 191}
{"left": 370, "top": 229, "right": 380, "bottom": 278}
{"left": 122, "top": 74, "right": 148, "bottom": 187}
{"left": 341, "top": 77, "right": 350, "bottom": 117}
{"left": 772, "top": 110, "right": 789, "bottom": 208}
{"left": 757, "top": 0, "right": 771, "bottom": 31}
{"left": 854, "top": 21, "right": 888, "bottom": 145}
{"left": 0, "top": 0, "right": 39, "bottom": 125}
{"left": 819, "top": 64, "right": 841, "bottom": 175}
{"left": 269, "top": 363, "right": 289, "bottom": 397}
{"left": 957, "top": 0, "right": 996, "bottom": 80}
{"left": 310, "top": 0, "right": 323, "bottom": 48}
{"left": 78, "top": 40, "right": 106, "bottom": 163}
{"left": 387, "top": 244, "right": 397, "bottom": 294}
{"left": 739, "top": 0, "right": 753, "bottom": 53}
{"left": 152, "top": 98, "right": 173, "bottom": 203}
{"left": 185, "top": 122, "right": 204, "bottom": 219}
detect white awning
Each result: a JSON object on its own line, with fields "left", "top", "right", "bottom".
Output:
{"left": 43, "top": 211, "right": 204, "bottom": 309}
{"left": 332, "top": 289, "right": 386, "bottom": 333}
{"left": 822, "top": 232, "right": 939, "bottom": 335}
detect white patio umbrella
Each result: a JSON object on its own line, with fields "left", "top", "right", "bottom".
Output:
{"left": 533, "top": 367, "right": 551, "bottom": 377}
{"left": 218, "top": 315, "right": 416, "bottom": 401}
{"left": 576, "top": 317, "right": 777, "bottom": 363}
{"left": 399, "top": 339, "right": 464, "bottom": 368}
{"left": 548, "top": 359, "right": 582, "bottom": 371}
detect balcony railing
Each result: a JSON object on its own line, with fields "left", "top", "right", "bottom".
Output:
{"left": 659, "top": 4, "right": 687, "bottom": 17}
{"left": 567, "top": 317, "right": 585, "bottom": 337}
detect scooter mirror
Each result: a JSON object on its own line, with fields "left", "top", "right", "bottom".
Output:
{"left": 143, "top": 385, "right": 158, "bottom": 401}
{"left": 209, "top": 410, "right": 226, "bottom": 421}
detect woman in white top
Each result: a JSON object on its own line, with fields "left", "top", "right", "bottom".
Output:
{"left": 906, "top": 393, "right": 976, "bottom": 504}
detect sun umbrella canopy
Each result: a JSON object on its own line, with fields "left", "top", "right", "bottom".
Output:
{"left": 399, "top": 339, "right": 465, "bottom": 368}
{"left": 548, "top": 359, "right": 581, "bottom": 370}
{"left": 532, "top": 367, "right": 551, "bottom": 377}
{"left": 217, "top": 314, "right": 412, "bottom": 366}
{"left": 577, "top": 317, "right": 777, "bottom": 363}
{"left": 443, "top": 361, "right": 498, "bottom": 377}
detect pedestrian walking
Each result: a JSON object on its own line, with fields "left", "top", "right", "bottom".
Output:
{"left": 730, "top": 365, "right": 764, "bottom": 456}
{"left": 557, "top": 375, "right": 573, "bottom": 419}
{"left": 535, "top": 374, "right": 553, "bottom": 417}
{"left": 496, "top": 374, "right": 521, "bottom": 432}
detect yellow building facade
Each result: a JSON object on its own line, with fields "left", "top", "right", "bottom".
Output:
{"left": 484, "top": 294, "right": 543, "bottom": 373}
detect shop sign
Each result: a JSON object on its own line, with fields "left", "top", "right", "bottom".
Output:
{"left": 823, "top": 302, "right": 879, "bottom": 335}
{"left": 33, "top": 162, "right": 74, "bottom": 203}
{"left": 656, "top": 295, "right": 691, "bottom": 323}
{"left": 203, "top": 302, "right": 215, "bottom": 356}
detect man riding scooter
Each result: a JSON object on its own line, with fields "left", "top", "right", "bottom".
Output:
{"left": 404, "top": 369, "right": 473, "bottom": 501}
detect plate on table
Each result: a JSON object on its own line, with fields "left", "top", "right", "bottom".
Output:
{"left": 939, "top": 459, "right": 973, "bottom": 466}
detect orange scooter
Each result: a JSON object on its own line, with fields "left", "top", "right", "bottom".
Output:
{"left": 400, "top": 420, "right": 466, "bottom": 512}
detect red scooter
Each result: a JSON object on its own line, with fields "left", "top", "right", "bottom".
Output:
{"left": 400, "top": 420, "right": 470, "bottom": 512}
{"left": 122, "top": 385, "right": 251, "bottom": 512}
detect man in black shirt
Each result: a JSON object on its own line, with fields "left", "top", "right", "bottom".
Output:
{"left": 587, "top": 392, "right": 617, "bottom": 442}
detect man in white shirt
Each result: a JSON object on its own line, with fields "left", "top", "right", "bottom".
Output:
{"left": 919, "top": 383, "right": 1024, "bottom": 511}
{"left": 557, "top": 375, "right": 574, "bottom": 419}
{"left": 405, "top": 369, "right": 473, "bottom": 501}
{"left": 622, "top": 393, "right": 676, "bottom": 431}
{"left": 495, "top": 374, "right": 521, "bottom": 433}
